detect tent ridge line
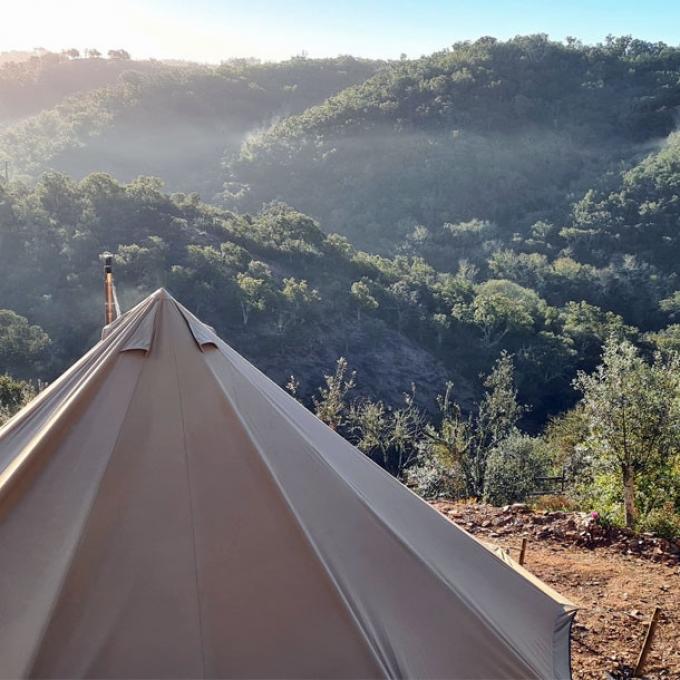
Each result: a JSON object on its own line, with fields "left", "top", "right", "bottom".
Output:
{"left": 202, "top": 359, "right": 395, "bottom": 680}
{"left": 169, "top": 305, "right": 208, "bottom": 679}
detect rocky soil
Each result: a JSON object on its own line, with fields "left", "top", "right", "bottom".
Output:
{"left": 432, "top": 502, "right": 680, "bottom": 679}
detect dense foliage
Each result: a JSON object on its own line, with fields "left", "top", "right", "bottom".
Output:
{"left": 225, "top": 35, "right": 680, "bottom": 248}
{"left": 303, "top": 344, "right": 680, "bottom": 538}
{"left": 0, "top": 373, "right": 37, "bottom": 426}
{"left": 0, "top": 56, "right": 381, "bottom": 197}
{"left": 0, "top": 173, "right": 459, "bottom": 407}
{"left": 573, "top": 339, "right": 680, "bottom": 528}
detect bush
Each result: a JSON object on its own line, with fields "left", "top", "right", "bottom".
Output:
{"left": 0, "top": 373, "right": 37, "bottom": 426}
{"left": 639, "top": 503, "right": 680, "bottom": 540}
{"left": 406, "top": 453, "right": 466, "bottom": 500}
{"left": 531, "top": 495, "right": 578, "bottom": 512}
{"left": 572, "top": 470, "right": 625, "bottom": 527}
{"left": 483, "top": 433, "right": 550, "bottom": 506}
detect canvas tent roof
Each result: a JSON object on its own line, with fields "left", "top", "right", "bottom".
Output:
{"left": 0, "top": 289, "right": 575, "bottom": 679}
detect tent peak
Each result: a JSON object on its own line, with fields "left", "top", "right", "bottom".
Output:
{"left": 151, "top": 287, "right": 173, "bottom": 301}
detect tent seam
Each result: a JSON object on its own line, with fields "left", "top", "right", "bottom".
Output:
{"left": 170, "top": 305, "right": 208, "bottom": 680}
{"left": 24, "top": 350, "right": 149, "bottom": 677}
{"left": 202, "top": 360, "right": 394, "bottom": 680}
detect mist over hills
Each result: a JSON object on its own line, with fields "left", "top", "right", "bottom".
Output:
{"left": 2, "top": 35, "right": 680, "bottom": 426}
{"left": 224, "top": 35, "right": 680, "bottom": 250}
{"left": 0, "top": 55, "right": 381, "bottom": 196}
{"left": 0, "top": 51, "right": 180, "bottom": 125}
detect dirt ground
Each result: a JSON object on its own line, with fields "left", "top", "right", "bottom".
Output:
{"left": 432, "top": 502, "right": 680, "bottom": 679}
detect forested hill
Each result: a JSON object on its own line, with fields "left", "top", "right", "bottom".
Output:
{"left": 0, "top": 173, "right": 462, "bottom": 411}
{"left": 224, "top": 35, "right": 680, "bottom": 250}
{"left": 0, "top": 56, "right": 381, "bottom": 197}
{"left": 4, "top": 152, "right": 680, "bottom": 426}
{"left": 2, "top": 34, "right": 680, "bottom": 553}
{"left": 0, "top": 51, "right": 177, "bottom": 125}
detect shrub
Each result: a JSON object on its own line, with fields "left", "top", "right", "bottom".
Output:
{"left": 531, "top": 495, "right": 578, "bottom": 512}
{"left": 0, "top": 373, "right": 37, "bottom": 426}
{"left": 639, "top": 503, "right": 680, "bottom": 540}
{"left": 483, "top": 433, "right": 550, "bottom": 506}
{"left": 405, "top": 452, "right": 466, "bottom": 499}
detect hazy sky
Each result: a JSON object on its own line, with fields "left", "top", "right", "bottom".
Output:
{"left": 4, "top": 0, "right": 680, "bottom": 63}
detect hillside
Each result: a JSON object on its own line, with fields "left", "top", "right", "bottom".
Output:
{"left": 0, "top": 51, "right": 36, "bottom": 68}
{"left": 0, "top": 51, "right": 178, "bottom": 125}
{"left": 0, "top": 57, "right": 381, "bottom": 197}
{"left": 224, "top": 35, "right": 680, "bottom": 250}
{"left": 5, "top": 155, "right": 680, "bottom": 424}
{"left": 0, "top": 172, "right": 461, "bottom": 413}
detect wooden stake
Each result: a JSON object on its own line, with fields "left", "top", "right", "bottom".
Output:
{"left": 634, "top": 606, "right": 661, "bottom": 677}
{"left": 518, "top": 538, "right": 527, "bottom": 566}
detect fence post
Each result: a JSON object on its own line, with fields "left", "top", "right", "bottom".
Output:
{"left": 518, "top": 538, "right": 527, "bottom": 566}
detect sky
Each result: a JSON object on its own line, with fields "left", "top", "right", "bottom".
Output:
{"left": 3, "top": 0, "right": 680, "bottom": 63}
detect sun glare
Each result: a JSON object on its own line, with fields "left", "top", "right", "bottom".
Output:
{"left": 1, "top": 0, "right": 250, "bottom": 62}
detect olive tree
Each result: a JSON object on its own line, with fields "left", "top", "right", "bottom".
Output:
{"left": 574, "top": 338, "right": 680, "bottom": 527}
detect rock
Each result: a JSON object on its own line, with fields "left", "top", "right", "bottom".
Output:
{"left": 492, "top": 515, "right": 512, "bottom": 527}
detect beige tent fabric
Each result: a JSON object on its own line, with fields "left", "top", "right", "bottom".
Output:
{"left": 0, "top": 289, "right": 575, "bottom": 680}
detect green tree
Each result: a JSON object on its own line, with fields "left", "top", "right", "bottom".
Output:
{"left": 312, "top": 357, "right": 355, "bottom": 431}
{"left": 423, "top": 352, "right": 524, "bottom": 498}
{"left": 484, "top": 433, "right": 550, "bottom": 505}
{"left": 0, "top": 374, "right": 37, "bottom": 425}
{"left": 348, "top": 388, "right": 424, "bottom": 478}
{"left": 472, "top": 280, "right": 544, "bottom": 347}
{"left": 574, "top": 338, "right": 680, "bottom": 527}
{"left": 0, "top": 310, "right": 50, "bottom": 378}
{"left": 350, "top": 280, "right": 379, "bottom": 321}
{"left": 107, "top": 49, "right": 131, "bottom": 60}
{"left": 277, "top": 277, "right": 321, "bottom": 332}
{"left": 646, "top": 324, "right": 680, "bottom": 353}
{"left": 659, "top": 291, "right": 680, "bottom": 320}
{"left": 235, "top": 267, "right": 272, "bottom": 326}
